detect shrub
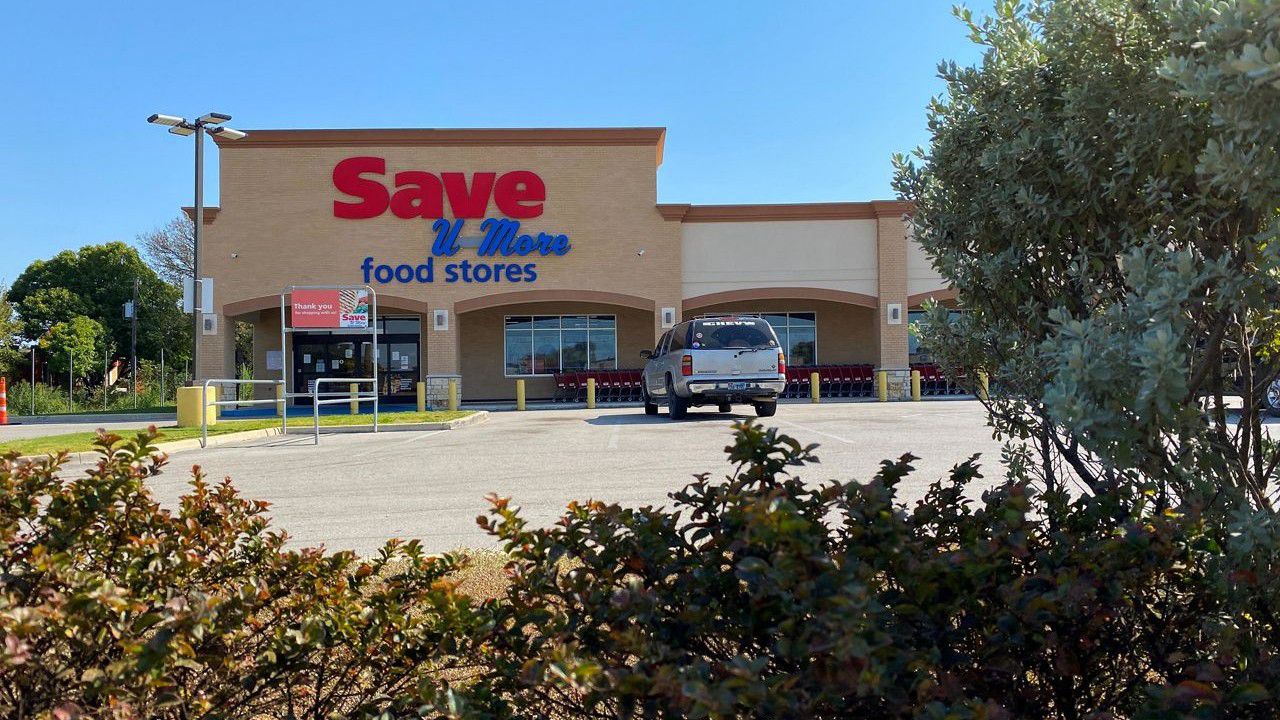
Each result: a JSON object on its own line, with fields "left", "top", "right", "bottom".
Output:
{"left": 6, "top": 381, "right": 77, "bottom": 416}
{"left": 475, "top": 421, "right": 1280, "bottom": 719}
{"left": 0, "top": 430, "right": 487, "bottom": 719}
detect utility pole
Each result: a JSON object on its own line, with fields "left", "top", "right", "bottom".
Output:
{"left": 68, "top": 350, "right": 73, "bottom": 414}
{"left": 104, "top": 347, "right": 109, "bottom": 411}
{"left": 30, "top": 347, "right": 36, "bottom": 417}
{"left": 132, "top": 277, "right": 139, "bottom": 409}
{"left": 160, "top": 348, "right": 166, "bottom": 404}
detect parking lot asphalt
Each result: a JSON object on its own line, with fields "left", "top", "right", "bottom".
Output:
{"left": 54, "top": 400, "right": 1005, "bottom": 555}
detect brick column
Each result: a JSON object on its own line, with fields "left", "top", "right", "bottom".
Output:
{"left": 654, "top": 298, "right": 680, "bottom": 344}
{"left": 425, "top": 305, "right": 459, "bottom": 375}
{"left": 425, "top": 304, "right": 461, "bottom": 405}
{"left": 195, "top": 312, "right": 235, "bottom": 384}
{"left": 874, "top": 202, "right": 910, "bottom": 369}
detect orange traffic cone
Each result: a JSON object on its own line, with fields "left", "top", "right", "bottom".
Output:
{"left": 0, "top": 377, "right": 8, "bottom": 425}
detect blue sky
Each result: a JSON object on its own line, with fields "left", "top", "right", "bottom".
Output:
{"left": 0, "top": 0, "right": 983, "bottom": 283}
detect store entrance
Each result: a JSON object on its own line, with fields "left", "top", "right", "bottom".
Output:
{"left": 292, "top": 316, "right": 421, "bottom": 405}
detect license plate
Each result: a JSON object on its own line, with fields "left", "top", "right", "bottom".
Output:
{"left": 727, "top": 382, "right": 748, "bottom": 390}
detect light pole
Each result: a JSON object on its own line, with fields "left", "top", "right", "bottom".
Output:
{"left": 131, "top": 277, "right": 139, "bottom": 409}
{"left": 146, "top": 112, "right": 246, "bottom": 385}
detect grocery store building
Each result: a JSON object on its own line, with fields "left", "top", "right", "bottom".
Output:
{"left": 190, "top": 127, "right": 951, "bottom": 403}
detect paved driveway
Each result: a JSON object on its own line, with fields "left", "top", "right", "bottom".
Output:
{"left": 60, "top": 401, "right": 1005, "bottom": 555}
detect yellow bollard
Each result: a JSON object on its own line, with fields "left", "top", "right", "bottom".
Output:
{"left": 416, "top": 381, "right": 426, "bottom": 412}
{"left": 349, "top": 383, "right": 359, "bottom": 414}
{"left": 448, "top": 379, "right": 459, "bottom": 411}
{"left": 911, "top": 370, "right": 922, "bottom": 401}
{"left": 586, "top": 378, "right": 596, "bottom": 409}
{"left": 176, "top": 386, "right": 216, "bottom": 428}
{"left": 275, "top": 383, "right": 284, "bottom": 417}
{"left": 810, "top": 371, "right": 820, "bottom": 403}
{"left": 515, "top": 379, "right": 526, "bottom": 410}
{"left": 977, "top": 370, "right": 989, "bottom": 401}
{"left": 876, "top": 370, "right": 888, "bottom": 402}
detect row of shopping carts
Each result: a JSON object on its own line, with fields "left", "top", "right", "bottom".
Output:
{"left": 782, "top": 364, "right": 971, "bottom": 398}
{"left": 551, "top": 364, "right": 971, "bottom": 404}
{"left": 913, "top": 363, "right": 970, "bottom": 396}
{"left": 781, "top": 365, "right": 876, "bottom": 398}
{"left": 553, "top": 370, "right": 646, "bottom": 403}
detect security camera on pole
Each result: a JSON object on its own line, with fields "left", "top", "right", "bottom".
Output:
{"left": 146, "top": 112, "right": 246, "bottom": 384}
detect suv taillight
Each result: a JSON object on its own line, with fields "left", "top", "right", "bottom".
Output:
{"left": 778, "top": 352, "right": 786, "bottom": 375}
{"left": 681, "top": 354, "right": 693, "bottom": 376}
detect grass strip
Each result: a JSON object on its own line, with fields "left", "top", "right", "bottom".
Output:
{"left": 0, "top": 410, "right": 474, "bottom": 456}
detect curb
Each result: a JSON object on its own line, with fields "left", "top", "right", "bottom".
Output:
{"left": 11, "top": 412, "right": 488, "bottom": 463}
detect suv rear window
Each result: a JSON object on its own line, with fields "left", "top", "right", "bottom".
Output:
{"left": 690, "top": 319, "right": 777, "bottom": 350}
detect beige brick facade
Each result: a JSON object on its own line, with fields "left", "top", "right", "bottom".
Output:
{"left": 192, "top": 127, "right": 927, "bottom": 401}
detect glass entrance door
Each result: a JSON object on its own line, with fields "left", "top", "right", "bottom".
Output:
{"left": 379, "top": 339, "right": 419, "bottom": 397}
{"left": 294, "top": 338, "right": 336, "bottom": 400}
{"left": 291, "top": 316, "right": 421, "bottom": 405}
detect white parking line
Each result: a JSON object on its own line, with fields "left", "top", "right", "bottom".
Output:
{"left": 775, "top": 418, "right": 854, "bottom": 444}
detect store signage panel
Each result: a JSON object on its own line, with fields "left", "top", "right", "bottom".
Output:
{"left": 291, "top": 288, "right": 370, "bottom": 328}
{"left": 331, "top": 157, "right": 572, "bottom": 285}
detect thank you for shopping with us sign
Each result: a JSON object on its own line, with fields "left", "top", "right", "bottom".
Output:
{"left": 291, "top": 289, "right": 370, "bottom": 328}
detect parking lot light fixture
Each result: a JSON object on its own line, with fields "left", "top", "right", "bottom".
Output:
{"left": 147, "top": 110, "right": 248, "bottom": 384}
{"left": 147, "top": 113, "right": 185, "bottom": 126}
{"left": 209, "top": 126, "right": 246, "bottom": 140}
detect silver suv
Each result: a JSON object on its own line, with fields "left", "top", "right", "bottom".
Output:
{"left": 640, "top": 316, "right": 786, "bottom": 419}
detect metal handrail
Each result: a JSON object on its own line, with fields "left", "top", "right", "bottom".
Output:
{"left": 311, "top": 377, "right": 379, "bottom": 445}
{"left": 200, "top": 379, "right": 287, "bottom": 448}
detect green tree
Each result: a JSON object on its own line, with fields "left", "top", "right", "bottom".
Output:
{"left": 40, "top": 315, "right": 104, "bottom": 378}
{"left": 9, "top": 242, "right": 189, "bottom": 365}
{"left": 14, "top": 287, "right": 88, "bottom": 341}
{"left": 0, "top": 284, "right": 23, "bottom": 376}
{"left": 892, "top": 0, "right": 1280, "bottom": 510}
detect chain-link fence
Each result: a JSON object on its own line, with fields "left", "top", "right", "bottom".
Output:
{"left": 6, "top": 354, "right": 189, "bottom": 417}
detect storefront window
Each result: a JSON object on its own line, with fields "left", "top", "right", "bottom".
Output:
{"left": 588, "top": 330, "right": 616, "bottom": 369}
{"left": 376, "top": 317, "right": 421, "bottom": 334}
{"left": 504, "top": 315, "right": 618, "bottom": 376}
{"left": 504, "top": 329, "right": 533, "bottom": 376}
{"left": 909, "top": 309, "right": 963, "bottom": 359}
{"left": 561, "top": 317, "right": 589, "bottom": 370}
{"left": 774, "top": 313, "right": 816, "bottom": 366}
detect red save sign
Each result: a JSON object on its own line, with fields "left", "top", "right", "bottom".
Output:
{"left": 291, "top": 289, "right": 369, "bottom": 329}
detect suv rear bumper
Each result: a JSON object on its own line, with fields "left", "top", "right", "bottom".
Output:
{"left": 684, "top": 378, "right": 785, "bottom": 402}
